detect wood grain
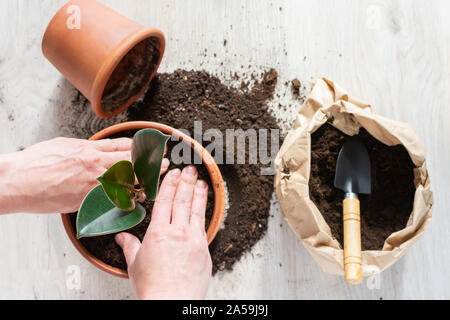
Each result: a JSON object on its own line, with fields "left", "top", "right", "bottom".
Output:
{"left": 343, "top": 198, "right": 362, "bottom": 285}
{"left": 0, "top": 0, "right": 448, "bottom": 299}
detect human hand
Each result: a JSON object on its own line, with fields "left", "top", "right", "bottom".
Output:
{"left": 0, "top": 137, "right": 169, "bottom": 214}
{"left": 115, "top": 165, "right": 212, "bottom": 300}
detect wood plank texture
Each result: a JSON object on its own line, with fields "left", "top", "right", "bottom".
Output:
{"left": 0, "top": 0, "right": 448, "bottom": 299}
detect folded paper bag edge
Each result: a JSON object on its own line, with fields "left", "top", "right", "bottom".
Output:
{"left": 274, "top": 78, "right": 433, "bottom": 276}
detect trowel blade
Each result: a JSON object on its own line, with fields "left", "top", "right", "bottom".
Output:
{"left": 334, "top": 136, "right": 371, "bottom": 195}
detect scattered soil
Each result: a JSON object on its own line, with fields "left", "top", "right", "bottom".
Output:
{"left": 291, "top": 78, "right": 301, "bottom": 94}
{"left": 101, "top": 37, "right": 160, "bottom": 115}
{"left": 128, "top": 69, "right": 280, "bottom": 272}
{"left": 67, "top": 68, "right": 281, "bottom": 273}
{"left": 69, "top": 138, "right": 214, "bottom": 271}
{"left": 309, "top": 123, "right": 416, "bottom": 250}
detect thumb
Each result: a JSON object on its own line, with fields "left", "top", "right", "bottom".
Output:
{"left": 115, "top": 232, "right": 141, "bottom": 267}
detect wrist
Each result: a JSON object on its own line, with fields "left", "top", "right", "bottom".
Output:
{"left": 0, "top": 152, "right": 27, "bottom": 214}
{"left": 136, "top": 287, "right": 204, "bottom": 300}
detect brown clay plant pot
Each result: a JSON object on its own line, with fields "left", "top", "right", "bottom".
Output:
{"left": 42, "top": 0, "right": 165, "bottom": 118}
{"left": 61, "top": 121, "right": 226, "bottom": 278}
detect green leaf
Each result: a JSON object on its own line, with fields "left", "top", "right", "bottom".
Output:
{"left": 132, "top": 129, "right": 170, "bottom": 201}
{"left": 97, "top": 160, "right": 136, "bottom": 211}
{"left": 76, "top": 185, "right": 146, "bottom": 239}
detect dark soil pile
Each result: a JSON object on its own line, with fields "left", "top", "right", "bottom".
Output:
{"left": 68, "top": 69, "right": 281, "bottom": 273}
{"left": 309, "top": 123, "right": 416, "bottom": 250}
{"left": 70, "top": 139, "right": 214, "bottom": 271}
{"left": 101, "top": 37, "right": 160, "bottom": 115}
{"left": 127, "top": 69, "right": 280, "bottom": 272}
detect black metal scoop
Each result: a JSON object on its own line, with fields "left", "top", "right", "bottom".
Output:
{"left": 334, "top": 135, "right": 371, "bottom": 284}
{"left": 334, "top": 136, "right": 371, "bottom": 196}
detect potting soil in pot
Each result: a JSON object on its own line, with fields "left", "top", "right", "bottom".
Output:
{"left": 128, "top": 69, "right": 281, "bottom": 272}
{"left": 309, "top": 122, "right": 416, "bottom": 250}
{"left": 101, "top": 37, "right": 160, "bottom": 115}
{"left": 69, "top": 139, "right": 215, "bottom": 271}
{"left": 67, "top": 69, "right": 281, "bottom": 273}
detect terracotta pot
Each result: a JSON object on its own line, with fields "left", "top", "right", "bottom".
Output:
{"left": 42, "top": 0, "right": 165, "bottom": 118}
{"left": 61, "top": 121, "right": 226, "bottom": 278}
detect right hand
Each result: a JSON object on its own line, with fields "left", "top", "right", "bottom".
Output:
{"left": 115, "top": 165, "right": 212, "bottom": 300}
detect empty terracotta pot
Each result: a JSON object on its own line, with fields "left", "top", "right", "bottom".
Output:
{"left": 61, "top": 121, "right": 226, "bottom": 278}
{"left": 42, "top": 0, "right": 165, "bottom": 118}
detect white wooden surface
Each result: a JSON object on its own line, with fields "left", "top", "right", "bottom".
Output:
{"left": 0, "top": 0, "right": 449, "bottom": 299}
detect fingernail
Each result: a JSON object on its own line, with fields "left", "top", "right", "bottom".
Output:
{"left": 185, "top": 165, "right": 197, "bottom": 176}
{"left": 170, "top": 168, "right": 181, "bottom": 176}
{"left": 115, "top": 233, "right": 124, "bottom": 245}
{"left": 162, "top": 158, "right": 170, "bottom": 167}
{"left": 196, "top": 180, "right": 208, "bottom": 189}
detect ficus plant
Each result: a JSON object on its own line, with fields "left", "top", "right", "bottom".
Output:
{"left": 76, "top": 129, "right": 170, "bottom": 239}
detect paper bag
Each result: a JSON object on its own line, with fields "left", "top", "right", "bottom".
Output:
{"left": 274, "top": 78, "right": 433, "bottom": 276}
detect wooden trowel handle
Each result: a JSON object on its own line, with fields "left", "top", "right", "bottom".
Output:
{"left": 343, "top": 198, "right": 362, "bottom": 284}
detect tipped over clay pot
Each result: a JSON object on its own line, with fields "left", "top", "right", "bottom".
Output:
{"left": 42, "top": 0, "right": 165, "bottom": 118}
{"left": 61, "top": 121, "right": 226, "bottom": 278}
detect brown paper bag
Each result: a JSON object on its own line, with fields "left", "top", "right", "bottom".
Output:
{"left": 274, "top": 78, "right": 433, "bottom": 276}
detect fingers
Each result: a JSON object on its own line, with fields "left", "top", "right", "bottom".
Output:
{"left": 93, "top": 138, "right": 132, "bottom": 152}
{"left": 160, "top": 158, "right": 170, "bottom": 175}
{"left": 103, "top": 150, "right": 132, "bottom": 168}
{"left": 172, "top": 166, "right": 197, "bottom": 225}
{"left": 103, "top": 153, "right": 168, "bottom": 173}
{"left": 190, "top": 180, "right": 208, "bottom": 230}
{"left": 151, "top": 169, "right": 181, "bottom": 226}
{"left": 115, "top": 232, "right": 141, "bottom": 267}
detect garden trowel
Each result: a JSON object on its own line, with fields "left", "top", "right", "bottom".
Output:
{"left": 334, "top": 136, "right": 371, "bottom": 284}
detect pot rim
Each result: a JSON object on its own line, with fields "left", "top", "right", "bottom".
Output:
{"left": 90, "top": 29, "right": 165, "bottom": 119}
{"left": 61, "top": 121, "right": 226, "bottom": 278}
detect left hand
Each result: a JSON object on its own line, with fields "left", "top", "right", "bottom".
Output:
{"left": 0, "top": 137, "right": 169, "bottom": 214}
